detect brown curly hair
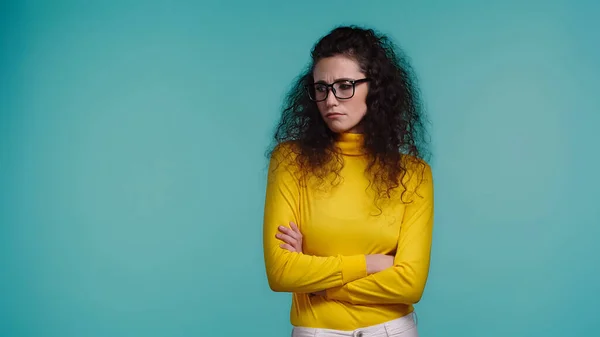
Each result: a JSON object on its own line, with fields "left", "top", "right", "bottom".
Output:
{"left": 268, "top": 25, "right": 430, "bottom": 205}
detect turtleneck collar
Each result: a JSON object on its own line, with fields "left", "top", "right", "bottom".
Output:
{"left": 334, "top": 132, "right": 366, "bottom": 156}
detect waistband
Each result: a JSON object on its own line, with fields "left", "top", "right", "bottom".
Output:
{"left": 291, "top": 312, "right": 418, "bottom": 337}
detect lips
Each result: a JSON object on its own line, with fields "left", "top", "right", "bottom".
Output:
{"left": 325, "top": 112, "right": 344, "bottom": 118}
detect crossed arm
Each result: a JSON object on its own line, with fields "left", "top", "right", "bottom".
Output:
{"left": 262, "top": 148, "right": 394, "bottom": 294}
{"left": 277, "top": 187, "right": 433, "bottom": 305}
{"left": 262, "top": 147, "right": 434, "bottom": 304}
{"left": 275, "top": 224, "right": 394, "bottom": 297}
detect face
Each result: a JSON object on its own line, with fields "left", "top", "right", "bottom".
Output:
{"left": 312, "top": 55, "right": 369, "bottom": 134}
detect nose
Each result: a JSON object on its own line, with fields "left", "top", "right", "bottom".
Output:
{"left": 324, "top": 89, "right": 339, "bottom": 106}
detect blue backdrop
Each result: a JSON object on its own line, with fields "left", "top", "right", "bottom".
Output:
{"left": 1, "top": 1, "right": 599, "bottom": 336}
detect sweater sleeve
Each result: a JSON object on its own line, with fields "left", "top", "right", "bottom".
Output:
{"left": 262, "top": 144, "right": 367, "bottom": 293}
{"left": 325, "top": 162, "right": 434, "bottom": 305}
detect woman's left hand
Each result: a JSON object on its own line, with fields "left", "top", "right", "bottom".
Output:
{"left": 276, "top": 222, "right": 303, "bottom": 253}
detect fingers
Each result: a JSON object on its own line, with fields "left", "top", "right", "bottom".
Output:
{"left": 279, "top": 243, "right": 296, "bottom": 252}
{"left": 279, "top": 225, "right": 302, "bottom": 240}
{"left": 277, "top": 227, "right": 299, "bottom": 243}
{"left": 276, "top": 232, "right": 297, "bottom": 246}
{"left": 276, "top": 223, "right": 303, "bottom": 253}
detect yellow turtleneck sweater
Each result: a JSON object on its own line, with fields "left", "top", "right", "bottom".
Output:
{"left": 262, "top": 133, "right": 434, "bottom": 330}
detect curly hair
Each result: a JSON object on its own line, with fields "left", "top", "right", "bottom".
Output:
{"left": 268, "top": 25, "right": 429, "bottom": 204}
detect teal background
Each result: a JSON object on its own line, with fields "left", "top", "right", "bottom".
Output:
{"left": 1, "top": 1, "right": 599, "bottom": 336}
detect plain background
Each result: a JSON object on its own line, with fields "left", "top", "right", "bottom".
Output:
{"left": 1, "top": 1, "right": 599, "bottom": 336}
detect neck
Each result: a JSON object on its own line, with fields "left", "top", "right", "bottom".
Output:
{"left": 334, "top": 132, "right": 366, "bottom": 156}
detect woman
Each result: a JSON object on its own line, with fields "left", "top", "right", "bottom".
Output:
{"left": 262, "top": 25, "right": 434, "bottom": 337}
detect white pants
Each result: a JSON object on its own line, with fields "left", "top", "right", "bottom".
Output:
{"left": 291, "top": 312, "right": 418, "bottom": 337}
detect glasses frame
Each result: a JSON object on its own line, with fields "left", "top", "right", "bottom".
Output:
{"left": 305, "top": 78, "right": 370, "bottom": 102}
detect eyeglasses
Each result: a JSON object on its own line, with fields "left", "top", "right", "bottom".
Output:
{"left": 305, "top": 78, "right": 370, "bottom": 102}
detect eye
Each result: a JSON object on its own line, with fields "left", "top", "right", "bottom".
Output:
{"left": 335, "top": 81, "right": 354, "bottom": 91}
{"left": 314, "top": 84, "right": 327, "bottom": 92}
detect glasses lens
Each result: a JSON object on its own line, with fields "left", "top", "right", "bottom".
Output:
{"left": 308, "top": 81, "right": 357, "bottom": 101}
{"left": 333, "top": 81, "right": 354, "bottom": 99}
{"left": 311, "top": 84, "right": 328, "bottom": 101}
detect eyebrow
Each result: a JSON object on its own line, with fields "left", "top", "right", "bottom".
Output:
{"left": 313, "top": 77, "right": 356, "bottom": 84}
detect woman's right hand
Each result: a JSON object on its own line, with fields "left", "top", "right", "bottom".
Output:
{"left": 365, "top": 254, "right": 394, "bottom": 274}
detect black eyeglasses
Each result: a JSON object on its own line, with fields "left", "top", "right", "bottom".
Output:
{"left": 305, "top": 78, "right": 370, "bottom": 102}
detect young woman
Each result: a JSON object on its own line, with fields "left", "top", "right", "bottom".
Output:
{"left": 262, "top": 25, "right": 434, "bottom": 337}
